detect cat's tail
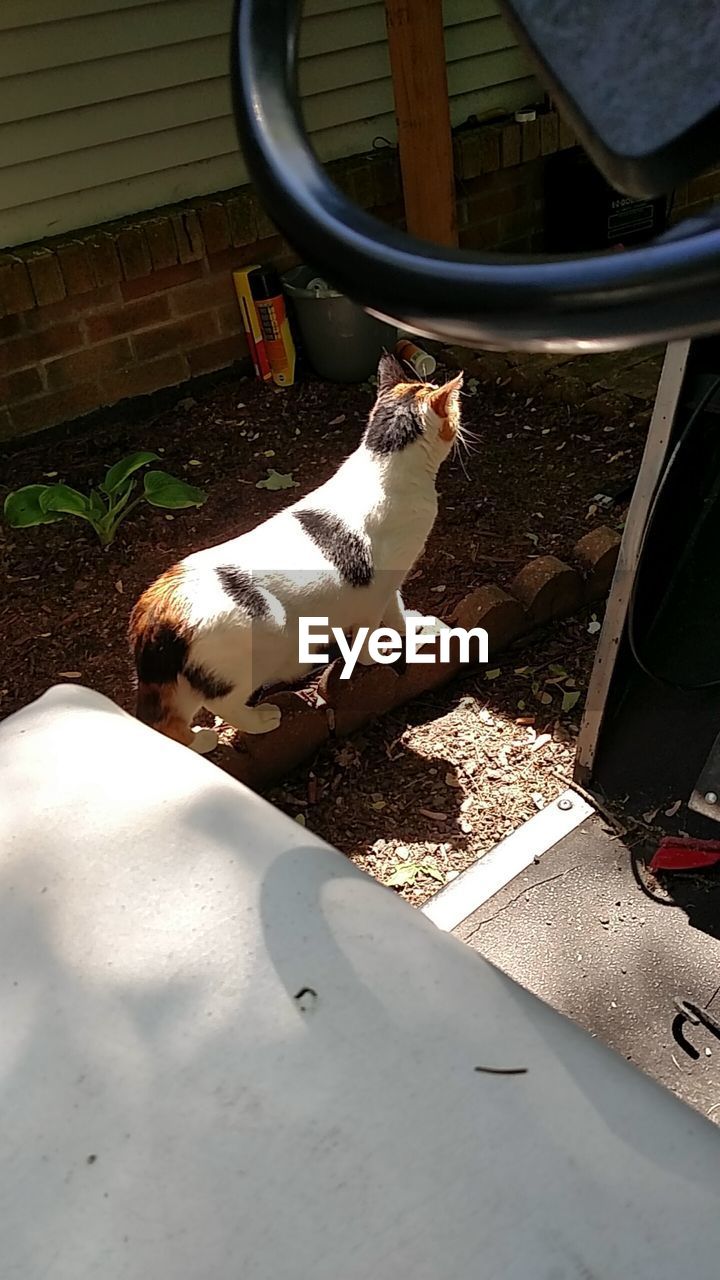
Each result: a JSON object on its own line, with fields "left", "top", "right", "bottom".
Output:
{"left": 129, "top": 565, "right": 194, "bottom": 746}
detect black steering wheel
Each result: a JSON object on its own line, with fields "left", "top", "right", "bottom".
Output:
{"left": 231, "top": 0, "right": 720, "bottom": 353}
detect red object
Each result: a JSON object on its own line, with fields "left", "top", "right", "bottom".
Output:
{"left": 649, "top": 836, "right": 720, "bottom": 872}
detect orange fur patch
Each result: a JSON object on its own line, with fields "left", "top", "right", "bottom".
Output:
{"left": 426, "top": 376, "right": 463, "bottom": 441}
{"left": 128, "top": 563, "right": 190, "bottom": 649}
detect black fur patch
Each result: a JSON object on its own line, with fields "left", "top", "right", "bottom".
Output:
{"left": 377, "top": 352, "right": 408, "bottom": 392}
{"left": 217, "top": 566, "right": 269, "bottom": 617}
{"left": 134, "top": 622, "right": 188, "bottom": 684}
{"left": 136, "top": 684, "right": 162, "bottom": 725}
{"left": 294, "top": 509, "right": 373, "bottom": 587}
{"left": 184, "top": 663, "right": 234, "bottom": 701}
{"left": 364, "top": 391, "right": 424, "bottom": 455}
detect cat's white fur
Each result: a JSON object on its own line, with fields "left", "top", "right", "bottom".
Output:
{"left": 130, "top": 358, "right": 463, "bottom": 752}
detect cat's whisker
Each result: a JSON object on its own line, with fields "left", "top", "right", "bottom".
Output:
{"left": 455, "top": 447, "right": 472, "bottom": 481}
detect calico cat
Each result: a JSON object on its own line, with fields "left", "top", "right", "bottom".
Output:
{"left": 129, "top": 354, "right": 463, "bottom": 752}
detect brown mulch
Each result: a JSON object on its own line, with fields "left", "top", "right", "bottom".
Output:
{"left": 0, "top": 361, "right": 644, "bottom": 901}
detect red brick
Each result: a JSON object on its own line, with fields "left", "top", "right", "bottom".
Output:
{"left": 205, "top": 243, "right": 264, "bottom": 276}
{"left": 100, "top": 353, "right": 189, "bottom": 405}
{"left": 499, "top": 209, "right": 536, "bottom": 242}
{"left": 171, "top": 210, "right": 205, "bottom": 264}
{"left": 226, "top": 191, "right": 258, "bottom": 246}
{"left": 187, "top": 334, "right": 246, "bottom": 376}
{"left": 501, "top": 123, "right": 522, "bottom": 168}
{"left": 0, "top": 313, "right": 24, "bottom": 340}
{"left": 216, "top": 300, "right": 243, "bottom": 335}
{"left": 22, "top": 284, "right": 120, "bottom": 331}
{"left": 0, "top": 253, "right": 36, "bottom": 316}
{"left": 56, "top": 241, "right": 96, "bottom": 295}
{"left": 558, "top": 117, "right": 576, "bottom": 149}
{"left": 521, "top": 119, "right": 541, "bottom": 163}
{"left": 459, "top": 217, "right": 500, "bottom": 250}
{"left": 143, "top": 218, "right": 179, "bottom": 271}
{"left": 9, "top": 381, "right": 101, "bottom": 435}
{"left": 132, "top": 313, "right": 218, "bottom": 363}
{"left": 254, "top": 198, "right": 277, "bottom": 241}
{"left": 117, "top": 226, "right": 152, "bottom": 280}
{"left": 169, "top": 273, "right": 235, "bottom": 317}
{"left": 274, "top": 240, "right": 299, "bottom": 273}
{"left": 479, "top": 127, "right": 502, "bottom": 173}
{"left": 457, "top": 132, "right": 481, "bottom": 179}
{"left": 0, "top": 365, "right": 44, "bottom": 402}
{"left": 85, "top": 294, "right": 171, "bottom": 343}
{"left": 121, "top": 260, "right": 203, "bottom": 301}
{"left": 346, "top": 163, "right": 375, "bottom": 209}
{"left": 0, "top": 321, "right": 84, "bottom": 374}
{"left": 45, "top": 337, "right": 132, "bottom": 389}
{"left": 372, "top": 154, "right": 400, "bottom": 206}
{"left": 86, "top": 233, "right": 122, "bottom": 287}
{"left": 199, "top": 203, "right": 231, "bottom": 254}
{"left": 24, "top": 249, "right": 66, "bottom": 307}
{"left": 465, "top": 182, "right": 526, "bottom": 224}
{"left": 540, "top": 112, "right": 559, "bottom": 155}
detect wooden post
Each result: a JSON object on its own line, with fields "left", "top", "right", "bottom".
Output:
{"left": 384, "top": 0, "right": 457, "bottom": 246}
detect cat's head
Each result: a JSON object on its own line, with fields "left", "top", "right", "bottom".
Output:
{"left": 363, "top": 353, "right": 464, "bottom": 469}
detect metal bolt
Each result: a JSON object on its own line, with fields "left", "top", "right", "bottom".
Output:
{"left": 558, "top": 797, "right": 573, "bottom": 811}
{"left": 705, "top": 791, "right": 718, "bottom": 805}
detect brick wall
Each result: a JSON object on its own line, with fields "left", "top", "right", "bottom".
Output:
{"left": 0, "top": 152, "right": 405, "bottom": 443}
{"left": 2, "top": 108, "right": 719, "bottom": 442}
{"left": 0, "top": 204, "right": 299, "bottom": 441}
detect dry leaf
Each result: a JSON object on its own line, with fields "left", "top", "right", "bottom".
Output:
{"left": 256, "top": 469, "right": 298, "bottom": 491}
{"left": 58, "top": 671, "right": 82, "bottom": 679}
{"left": 444, "top": 772, "right": 462, "bottom": 789}
{"left": 531, "top": 732, "right": 552, "bottom": 753}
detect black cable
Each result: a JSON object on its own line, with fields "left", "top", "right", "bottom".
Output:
{"left": 626, "top": 372, "right": 720, "bottom": 690}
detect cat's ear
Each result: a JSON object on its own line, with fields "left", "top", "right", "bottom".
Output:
{"left": 377, "top": 352, "right": 407, "bottom": 393}
{"left": 427, "top": 372, "right": 464, "bottom": 419}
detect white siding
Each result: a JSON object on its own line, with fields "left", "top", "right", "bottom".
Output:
{"left": 0, "top": 0, "right": 537, "bottom": 247}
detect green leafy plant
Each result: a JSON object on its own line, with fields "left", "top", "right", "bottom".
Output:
{"left": 4, "top": 451, "right": 206, "bottom": 548}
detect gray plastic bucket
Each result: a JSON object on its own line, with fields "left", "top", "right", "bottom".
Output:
{"left": 283, "top": 265, "right": 395, "bottom": 383}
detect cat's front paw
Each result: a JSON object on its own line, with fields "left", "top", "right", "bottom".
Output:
{"left": 190, "top": 726, "right": 219, "bottom": 754}
{"left": 404, "top": 610, "right": 449, "bottom": 640}
{"left": 246, "top": 702, "right": 283, "bottom": 734}
{"left": 357, "top": 648, "right": 377, "bottom": 666}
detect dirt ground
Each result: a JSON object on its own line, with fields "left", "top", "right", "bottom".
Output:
{"left": 0, "top": 359, "right": 646, "bottom": 901}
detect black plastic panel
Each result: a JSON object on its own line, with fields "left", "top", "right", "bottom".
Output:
{"left": 501, "top": 0, "right": 720, "bottom": 196}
